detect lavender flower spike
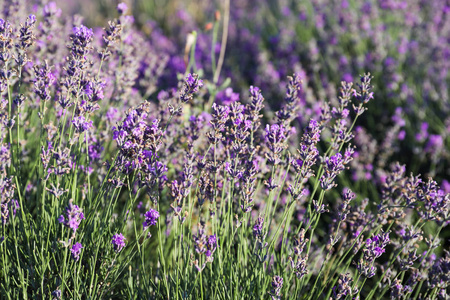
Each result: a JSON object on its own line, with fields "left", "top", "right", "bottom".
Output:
{"left": 111, "top": 233, "right": 126, "bottom": 252}
{"left": 70, "top": 242, "right": 83, "bottom": 261}
{"left": 143, "top": 209, "right": 160, "bottom": 230}
{"left": 180, "top": 73, "right": 203, "bottom": 103}
{"left": 58, "top": 200, "right": 85, "bottom": 232}
{"left": 270, "top": 276, "right": 283, "bottom": 300}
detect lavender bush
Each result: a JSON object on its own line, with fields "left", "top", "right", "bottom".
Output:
{"left": 0, "top": 0, "right": 448, "bottom": 299}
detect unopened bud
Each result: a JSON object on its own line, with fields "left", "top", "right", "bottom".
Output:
{"left": 215, "top": 10, "right": 221, "bottom": 21}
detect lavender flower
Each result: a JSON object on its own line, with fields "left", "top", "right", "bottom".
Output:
{"left": 205, "top": 234, "right": 217, "bottom": 257}
{"left": 353, "top": 73, "right": 374, "bottom": 115}
{"left": 293, "top": 119, "right": 321, "bottom": 186}
{"left": 253, "top": 215, "right": 265, "bottom": 239}
{"left": 117, "top": 2, "right": 128, "bottom": 15}
{"left": 51, "top": 289, "right": 62, "bottom": 300}
{"left": 338, "top": 188, "right": 355, "bottom": 221}
{"left": 207, "top": 103, "right": 229, "bottom": 144}
{"left": 427, "top": 250, "right": 450, "bottom": 290}
{"left": 15, "top": 14, "right": 36, "bottom": 66}
{"left": 246, "top": 86, "right": 264, "bottom": 134}
{"left": 270, "top": 276, "right": 283, "bottom": 300}
{"left": 320, "top": 147, "right": 354, "bottom": 191}
{"left": 0, "top": 19, "right": 13, "bottom": 64}
{"left": 365, "top": 231, "right": 390, "bottom": 260}
{"left": 58, "top": 201, "right": 85, "bottom": 233}
{"left": 143, "top": 209, "right": 159, "bottom": 229}
{"left": 331, "top": 273, "right": 357, "bottom": 300}
{"left": 113, "top": 102, "right": 165, "bottom": 177}
{"left": 70, "top": 24, "right": 94, "bottom": 57}
{"left": 0, "top": 176, "right": 16, "bottom": 225}
{"left": 83, "top": 80, "right": 105, "bottom": 102}
{"left": 111, "top": 233, "right": 126, "bottom": 252}
{"left": 33, "top": 61, "right": 55, "bottom": 102}
{"left": 179, "top": 73, "right": 203, "bottom": 103}
{"left": 356, "top": 230, "right": 390, "bottom": 278}
{"left": 264, "top": 123, "right": 288, "bottom": 165}
{"left": 72, "top": 115, "right": 93, "bottom": 133}
{"left": 100, "top": 21, "right": 122, "bottom": 60}
{"left": 276, "top": 74, "right": 302, "bottom": 127}
{"left": 70, "top": 242, "right": 83, "bottom": 261}
{"left": 253, "top": 215, "right": 268, "bottom": 262}
{"left": 192, "top": 223, "right": 217, "bottom": 271}
{"left": 289, "top": 229, "right": 309, "bottom": 279}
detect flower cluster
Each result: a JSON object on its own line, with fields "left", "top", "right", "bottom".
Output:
{"left": 320, "top": 147, "right": 354, "bottom": 191}
{"left": 264, "top": 123, "right": 288, "bottom": 165}
{"left": 70, "top": 242, "right": 83, "bottom": 261}
{"left": 179, "top": 73, "right": 203, "bottom": 103}
{"left": 111, "top": 233, "right": 126, "bottom": 252}
{"left": 192, "top": 223, "right": 217, "bottom": 272}
{"left": 58, "top": 200, "right": 85, "bottom": 233}
{"left": 113, "top": 102, "right": 166, "bottom": 179}
{"left": 143, "top": 209, "right": 159, "bottom": 230}
{"left": 356, "top": 231, "right": 390, "bottom": 278}
{"left": 331, "top": 273, "right": 358, "bottom": 300}
{"left": 270, "top": 276, "right": 283, "bottom": 300}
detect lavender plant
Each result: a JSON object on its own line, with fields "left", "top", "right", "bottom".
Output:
{"left": 0, "top": 1, "right": 448, "bottom": 299}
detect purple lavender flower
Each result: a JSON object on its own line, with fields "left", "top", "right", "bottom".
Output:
{"left": 289, "top": 229, "right": 309, "bottom": 279}
{"left": 293, "top": 119, "right": 321, "bottom": 184}
{"left": 83, "top": 80, "right": 105, "bottom": 102}
{"left": 338, "top": 188, "right": 355, "bottom": 221}
{"left": 270, "top": 276, "right": 283, "bottom": 300}
{"left": 417, "top": 178, "right": 449, "bottom": 222}
{"left": 253, "top": 215, "right": 265, "bottom": 239}
{"left": 320, "top": 149, "right": 354, "bottom": 191}
{"left": 331, "top": 273, "right": 357, "bottom": 299}
{"left": 353, "top": 73, "right": 374, "bottom": 114}
{"left": 0, "top": 177, "right": 16, "bottom": 225}
{"left": 33, "top": 61, "right": 55, "bottom": 102}
{"left": 427, "top": 251, "right": 450, "bottom": 290}
{"left": 15, "top": 14, "right": 36, "bottom": 66}
{"left": 389, "top": 279, "right": 405, "bottom": 299}
{"left": 207, "top": 103, "right": 229, "bottom": 144}
{"left": 117, "top": 2, "right": 128, "bottom": 15}
{"left": 70, "top": 242, "right": 83, "bottom": 261}
{"left": 72, "top": 25, "right": 93, "bottom": 48}
{"left": 143, "top": 209, "right": 159, "bottom": 229}
{"left": 51, "top": 289, "right": 62, "bottom": 299}
{"left": 72, "top": 115, "right": 93, "bottom": 133}
{"left": 205, "top": 234, "right": 217, "bottom": 257}
{"left": 246, "top": 86, "right": 264, "bottom": 133}
{"left": 264, "top": 123, "right": 288, "bottom": 165}
{"left": 113, "top": 102, "right": 166, "bottom": 183}
{"left": 0, "top": 20, "right": 13, "bottom": 65}
{"left": 365, "top": 232, "right": 390, "bottom": 260}
{"left": 111, "top": 233, "right": 126, "bottom": 252}
{"left": 192, "top": 223, "right": 217, "bottom": 271}
{"left": 356, "top": 230, "right": 390, "bottom": 278}
{"left": 276, "top": 74, "right": 303, "bottom": 128}
{"left": 58, "top": 201, "right": 85, "bottom": 232}
{"left": 179, "top": 73, "right": 203, "bottom": 103}
{"left": 193, "top": 223, "right": 208, "bottom": 255}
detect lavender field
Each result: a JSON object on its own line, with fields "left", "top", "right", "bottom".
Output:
{"left": 0, "top": 0, "right": 449, "bottom": 299}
